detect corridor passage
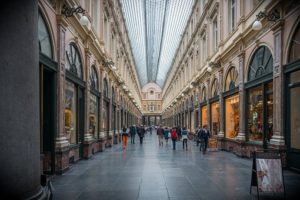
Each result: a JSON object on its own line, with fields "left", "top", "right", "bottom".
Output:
{"left": 52, "top": 133, "right": 298, "bottom": 200}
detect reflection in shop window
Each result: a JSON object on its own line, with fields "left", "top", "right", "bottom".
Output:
{"left": 65, "top": 81, "right": 77, "bottom": 144}
{"left": 248, "top": 86, "right": 263, "bottom": 141}
{"left": 211, "top": 102, "right": 220, "bottom": 135}
{"left": 89, "top": 94, "right": 98, "bottom": 139}
{"left": 290, "top": 71, "right": 300, "bottom": 149}
{"left": 201, "top": 105, "right": 208, "bottom": 127}
{"left": 225, "top": 94, "right": 239, "bottom": 139}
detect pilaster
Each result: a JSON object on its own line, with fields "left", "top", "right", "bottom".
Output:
{"left": 270, "top": 20, "right": 285, "bottom": 146}
{"left": 218, "top": 69, "right": 225, "bottom": 137}
{"left": 236, "top": 51, "right": 246, "bottom": 141}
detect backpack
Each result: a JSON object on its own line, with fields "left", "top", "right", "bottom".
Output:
{"left": 182, "top": 130, "right": 188, "bottom": 136}
{"left": 171, "top": 129, "right": 177, "bottom": 139}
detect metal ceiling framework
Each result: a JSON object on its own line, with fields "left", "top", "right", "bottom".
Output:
{"left": 120, "top": 0, "right": 195, "bottom": 88}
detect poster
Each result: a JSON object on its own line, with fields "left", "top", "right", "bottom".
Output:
{"left": 256, "top": 159, "right": 284, "bottom": 193}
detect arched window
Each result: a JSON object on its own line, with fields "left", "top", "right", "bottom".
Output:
{"left": 201, "top": 87, "right": 206, "bottom": 102}
{"left": 90, "top": 66, "right": 98, "bottom": 90}
{"left": 103, "top": 78, "right": 108, "bottom": 98}
{"left": 248, "top": 46, "right": 273, "bottom": 81}
{"left": 288, "top": 23, "right": 300, "bottom": 63}
{"left": 225, "top": 67, "right": 238, "bottom": 91}
{"left": 211, "top": 78, "right": 219, "bottom": 97}
{"left": 38, "top": 12, "right": 52, "bottom": 58}
{"left": 65, "top": 43, "right": 83, "bottom": 79}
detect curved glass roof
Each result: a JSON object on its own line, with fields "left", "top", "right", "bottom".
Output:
{"left": 120, "top": 0, "right": 195, "bottom": 88}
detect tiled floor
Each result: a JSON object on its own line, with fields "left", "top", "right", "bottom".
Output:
{"left": 52, "top": 133, "right": 300, "bottom": 200}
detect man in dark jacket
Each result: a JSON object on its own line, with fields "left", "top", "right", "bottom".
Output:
{"left": 199, "top": 125, "right": 210, "bottom": 154}
{"left": 157, "top": 125, "right": 164, "bottom": 146}
{"left": 138, "top": 125, "right": 145, "bottom": 144}
{"left": 130, "top": 125, "right": 137, "bottom": 144}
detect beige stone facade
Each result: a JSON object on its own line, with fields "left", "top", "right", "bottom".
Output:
{"left": 161, "top": 0, "right": 300, "bottom": 168}
{"left": 39, "top": 0, "right": 142, "bottom": 174}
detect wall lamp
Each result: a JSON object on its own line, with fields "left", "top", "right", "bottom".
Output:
{"left": 207, "top": 61, "right": 221, "bottom": 73}
{"left": 62, "top": 4, "right": 89, "bottom": 26}
{"left": 252, "top": 10, "right": 280, "bottom": 31}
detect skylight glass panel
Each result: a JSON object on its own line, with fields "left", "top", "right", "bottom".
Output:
{"left": 121, "top": 0, "right": 147, "bottom": 86}
{"left": 120, "top": 0, "right": 195, "bottom": 88}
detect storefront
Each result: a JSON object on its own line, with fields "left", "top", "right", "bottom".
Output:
{"left": 245, "top": 46, "right": 273, "bottom": 148}
{"left": 223, "top": 67, "right": 239, "bottom": 139}
{"left": 65, "top": 42, "right": 85, "bottom": 161}
{"left": 209, "top": 79, "right": 220, "bottom": 136}
{"left": 200, "top": 87, "right": 208, "bottom": 127}
{"left": 39, "top": 11, "right": 57, "bottom": 174}
{"left": 89, "top": 66, "right": 100, "bottom": 139}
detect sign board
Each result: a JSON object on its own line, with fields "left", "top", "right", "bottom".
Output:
{"left": 250, "top": 151, "right": 285, "bottom": 199}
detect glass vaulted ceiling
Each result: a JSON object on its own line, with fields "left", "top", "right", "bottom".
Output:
{"left": 121, "top": 0, "right": 195, "bottom": 88}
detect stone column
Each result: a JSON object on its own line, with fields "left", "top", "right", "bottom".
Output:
{"left": 206, "top": 78, "right": 211, "bottom": 131}
{"left": 0, "top": 1, "right": 45, "bottom": 198}
{"left": 107, "top": 80, "right": 113, "bottom": 147}
{"left": 55, "top": 16, "right": 70, "bottom": 173}
{"left": 236, "top": 51, "right": 246, "bottom": 141}
{"left": 270, "top": 21, "right": 285, "bottom": 146}
{"left": 218, "top": 69, "right": 225, "bottom": 137}
{"left": 83, "top": 49, "right": 94, "bottom": 158}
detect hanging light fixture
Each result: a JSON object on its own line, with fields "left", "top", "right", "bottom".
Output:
{"left": 252, "top": 10, "right": 280, "bottom": 31}
{"left": 61, "top": 4, "right": 89, "bottom": 26}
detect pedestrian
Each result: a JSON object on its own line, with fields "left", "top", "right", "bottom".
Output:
{"left": 181, "top": 127, "right": 188, "bottom": 150}
{"left": 122, "top": 127, "right": 128, "bottom": 149}
{"left": 130, "top": 125, "right": 137, "bottom": 144}
{"left": 176, "top": 126, "right": 182, "bottom": 141}
{"left": 196, "top": 125, "right": 201, "bottom": 146}
{"left": 171, "top": 127, "right": 178, "bottom": 150}
{"left": 157, "top": 125, "right": 164, "bottom": 147}
{"left": 163, "top": 127, "right": 170, "bottom": 146}
{"left": 199, "top": 125, "right": 210, "bottom": 154}
{"left": 138, "top": 125, "right": 145, "bottom": 144}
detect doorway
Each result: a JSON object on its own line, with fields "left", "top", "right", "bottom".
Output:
{"left": 40, "top": 65, "right": 56, "bottom": 174}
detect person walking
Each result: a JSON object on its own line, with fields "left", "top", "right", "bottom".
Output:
{"left": 181, "top": 127, "right": 188, "bottom": 150}
{"left": 157, "top": 125, "right": 164, "bottom": 147}
{"left": 130, "top": 125, "right": 137, "bottom": 144}
{"left": 196, "top": 125, "right": 201, "bottom": 146}
{"left": 199, "top": 125, "right": 210, "bottom": 154}
{"left": 138, "top": 125, "right": 145, "bottom": 144}
{"left": 122, "top": 127, "right": 128, "bottom": 149}
{"left": 171, "top": 127, "right": 178, "bottom": 150}
{"left": 163, "top": 127, "right": 170, "bottom": 146}
{"left": 176, "top": 126, "right": 182, "bottom": 141}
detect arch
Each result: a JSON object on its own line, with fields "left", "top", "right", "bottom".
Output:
{"left": 90, "top": 65, "right": 98, "bottom": 90}
{"left": 103, "top": 78, "right": 109, "bottom": 98}
{"left": 65, "top": 42, "right": 83, "bottom": 79}
{"left": 288, "top": 22, "right": 300, "bottom": 63}
{"left": 38, "top": 11, "right": 53, "bottom": 59}
{"left": 211, "top": 78, "right": 219, "bottom": 98}
{"left": 247, "top": 45, "right": 273, "bottom": 82}
{"left": 224, "top": 66, "right": 238, "bottom": 91}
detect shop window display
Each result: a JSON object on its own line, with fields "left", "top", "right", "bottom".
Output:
{"left": 65, "top": 81, "right": 77, "bottom": 144}
{"left": 211, "top": 102, "right": 220, "bottom": 135}
{"left": 225, "top": 94, "right": 239, "bottom": 138}
{"left": 89, "top": 94, "right": 98, "bottom": 139}
{"left": 248, "top": 86, "right": 263, "bottom": 141}
{"left": 201, "top": 105, "right": 208, "bottom": 127}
